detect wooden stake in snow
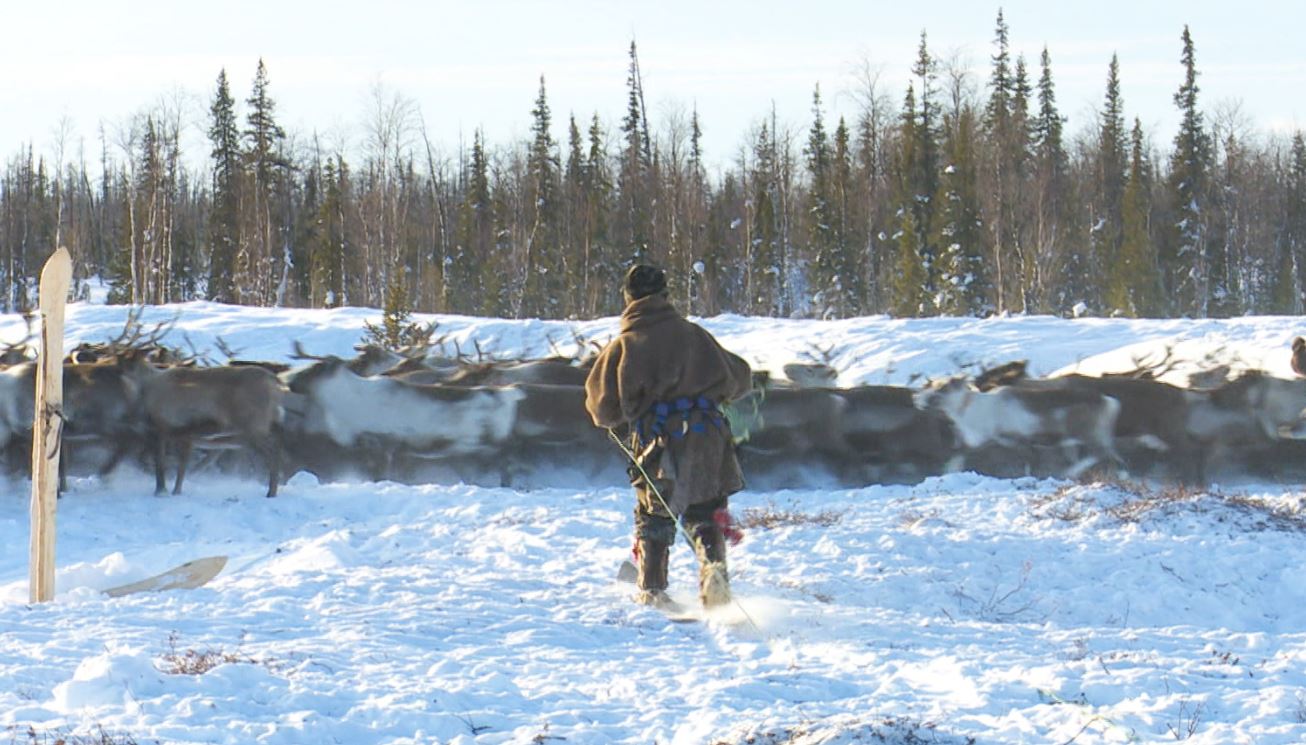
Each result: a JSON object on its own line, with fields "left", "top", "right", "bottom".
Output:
{"left": 29, "top": 247, "right": 71, "bottom": 604}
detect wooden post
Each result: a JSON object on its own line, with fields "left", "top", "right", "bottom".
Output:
{"left": 29, "top": 247, "right": 71, "bottom": 603}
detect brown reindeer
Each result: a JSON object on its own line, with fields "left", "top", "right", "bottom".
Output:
{"left": 441, "top": 357, "right": 591, "bottom": 388}
{"left": 915, "top": 376, "right": 1124, "bottom": 479}
{"left": 123, "top": 353, "right": 285, "bottom": 497}
{"left": 981, "top": 371, "right": 1200, "bottom": 482}
{"left": 60, "top": 359, "right": 149, "bottom": 491}
{"left": 1186, "top": 371, "right": 1306, "bottom": 481}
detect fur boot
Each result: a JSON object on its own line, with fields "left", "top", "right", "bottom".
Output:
{"left": 693, "top": 525, "right": 731, "bottom": 608}
{"left": 634, "top": 539, "right": 675, "bottom": 609}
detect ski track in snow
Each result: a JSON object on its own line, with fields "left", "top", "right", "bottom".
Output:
{"left": 0, "top": 304, "right": 1305, "bottom": 743}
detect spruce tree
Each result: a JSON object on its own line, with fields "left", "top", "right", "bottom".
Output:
{"left": 748, "top": 122, "right": 781, "bottom": 315}
{"left": 243, "top": 59, "right": 288, "bottom": 305}
{"left": 485, "top": 157, "right": 517, "bottom": 318}
{"left": 1166, "top": 25, "right": 1214, "bottom": 316}
{"left": 889, "top": 83, "right": 933, "bottom": 315}
{"left": 933, "top": 94, "right": 988, "bottom": 316}
{"left": 563, "top": 114, "right": 587, "bottom": 317}
{"left": 453, "top": 130, "right": 493, "bottom": 315}
{"left": 1112, "top": 119, "right": 1163, "bottom": 316}
{"left": 585, "top": 114, "right": 617, "bottom": 316}
{"left": 1009, "top": 55, "right": 1034, "bottom": 311}
{"left": 618, "top": 40, "right": 652, "bottom": 260}
{"left": 1033, "top": 48, "right": 1064, "bottom": 164}
{"left": 311, "top": 156, "right": 348, "bottom": 308}
{"left": 524, "top": 75, "right": 562, "bottom": 316}
{"left": 891, "top": 206, "right": 929, "bottom": 316}
{"left": 853, "top": 79, "right": 894, "bottom": 314}
{"left": 686, "top": 107, "right": 713, "bottom": 315}
{"left": 911, "top": 33, "right": 940, "bottom": 274}
{"left": 805, "top": 85, "right": 839, "bottom": 316}
{"left": 984, "top": 9, "right": 1011, "bottom": 131}
{"left": 363, "top": 270, "right": 433, "bottom": 350}
{"left": 207, "top": 69, "right": 241, "bottom": 303}
{"left": 1032, "top": 46, "right": 1075, "bottom": 313}
{"left": 1088, "top": 54, "right": 1127, "bottom": 317}
{"left": 105, "top": 169, "right": 135, "bottom": 305}
{"left": 984, "top": 10, "right": 1019, "bottom": 312}
{"left": 891, "top": 33, "right": 941, "bottom": 314}
{"left": 1279, "top": 132, "right": 1306, "bottom": 313}
{"left": 915, "top": 34, "right": 940, "bottom": 304}
{"left": 831, "top": 117, "right": 861, "bottom": 315}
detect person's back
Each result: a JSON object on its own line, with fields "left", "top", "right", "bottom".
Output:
{"left": 585, "top": 264, "right": 752, "bottom": 609}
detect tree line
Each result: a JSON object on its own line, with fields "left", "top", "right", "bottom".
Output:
{"left": 3, "top": 14, "right": 1306, "bottom": 321}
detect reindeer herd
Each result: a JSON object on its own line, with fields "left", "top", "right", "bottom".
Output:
{"left": 2, "top": 320, "right": 1306, "bottom": 497}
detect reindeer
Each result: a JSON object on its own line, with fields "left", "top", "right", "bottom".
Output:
{"left": 780, "top": 362, "right": 838, "bottom": 388}
{"left": 1185, "top": 371, "right": 1306, "bottom": 481}
{"left": 380, "top": 356, "right": 461, "bottom": 385}
{"left": 915, "top": 376, "right": 1123, "bottom": 479}
{"left": 494, "top": 382, "right": 618, "bottom": 486}
{"left": 122, "top": 353, "right": 285, "bottom": 498}
{"left": 0, "top": 323, "right": 36, "bottom": 366}
{"left": 60, "top": 359, "right": 150, "bottom": 490}
{"left": 835, "top": 385, "right": 959, "bottom": 482}
{"left": 0, "top": 362, "right": 36, "bottom": 472}
{"left": 730, "top": 385, "right": 871, "bottom": 487}
{"left": 347, "top": 344, "right": 408, "bottom": 377}
{"left": 280, "top": 355, "right": 524, "bottom": 481}
{"left": 441, "top": 357, "right": 591, "bottom": 388}
{"left": 973, "top": 365, "right": 1201, "bottom": 482}
{"left": 1292, "top": 337, "right": 1306, "bottom": 378}
{"left": 67, "top": 306, "right": 186, "bottom": 366}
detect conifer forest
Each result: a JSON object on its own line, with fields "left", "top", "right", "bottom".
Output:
{"left": 4, "top": 15, "right": 1306, "bottom": 321}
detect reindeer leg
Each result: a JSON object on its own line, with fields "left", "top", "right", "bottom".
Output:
{"left": 153, "top": 434, "right": 169, "bottom": 496}
{"left": 262, "top": 436, "right": 280, "bottom": 498}
{"left": 96, "top": 436, "right": 132, "bottom": 478}
{"left": 172, "top": 438, "right": 192, "bottom": 495}
{"left": 58, "top": 442, "right": 68, "bottom": 497}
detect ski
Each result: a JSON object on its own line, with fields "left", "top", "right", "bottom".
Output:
{"left": 615, "top": 560, "right": 708, "bottom": 623}
{"left": 29, "top": 247, "right": 72, "bottom": 604}
{"left": 104, "top": 555, "right": 228, "bottom": 598}
{"left": 616, "top": 558, "right": 638, "bottom": 583}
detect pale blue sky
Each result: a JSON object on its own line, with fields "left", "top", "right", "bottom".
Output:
{"left": 5, "top": 0, "right": 1303, "bottom": 172}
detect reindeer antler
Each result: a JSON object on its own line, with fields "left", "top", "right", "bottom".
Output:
{"left": 800, "top": 342, "right": 837, "bottom": 366}
{"left": 290, "top": 340, "right": 335, "bottom": 362}
{"left": 1118, "top": 343, "right": 1179, "bottom": 380}
{"left": 0, "top": 317, "right": 36, "bottom": 364}
{"left": 214, "top": 336, "right": 240, "bottom": 361}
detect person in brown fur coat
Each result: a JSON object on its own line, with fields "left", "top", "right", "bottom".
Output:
{"left": 585, "top": 264, "right": 753, "bottom": 610}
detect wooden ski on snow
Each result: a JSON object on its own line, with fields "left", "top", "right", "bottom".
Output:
{"left": 104, "top": 556, "right": 229, "bottom": 598}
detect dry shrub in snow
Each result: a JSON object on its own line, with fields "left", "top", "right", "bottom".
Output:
{"left": 157, "top": 631, "right": 268, "bottom": 676}
{"left": 4, "top": 725, "right": 141, "bottom": 745}
{"left": 737, "top": 502, "right": 845, "bottom": 530}
{"left": 709, "top": 713, "right": 975, "bottom": 744}
{"left": 1029, "top": 479, "right": 1306, "bottom": 532}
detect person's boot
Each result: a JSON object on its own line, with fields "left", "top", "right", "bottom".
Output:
{"left": 633, "top": 539, "right": 677, "bottom": 610}
{"left": 694, "top": 525, "right": 731, "bottom": 609}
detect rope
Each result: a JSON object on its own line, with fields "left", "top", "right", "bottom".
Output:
{"left": 606, "top": 428, "right": 767, "bottom": 637}
{"left": 1037, "top": 688, "right": 1138, "bottom": 743}
{"left": 607, "top": 422, "right": 818, "bottom": 733}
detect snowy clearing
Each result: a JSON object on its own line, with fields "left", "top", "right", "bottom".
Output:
{"left": 1, "top": 304, "right": 1305, "bottom": 744}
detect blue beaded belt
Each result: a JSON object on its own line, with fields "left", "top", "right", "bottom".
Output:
{"left": 635, "top": 396, "right": 725, "bottom": 446}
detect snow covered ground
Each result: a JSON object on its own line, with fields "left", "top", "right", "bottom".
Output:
{"left": 2, "top": 303, "right": 1306, "bottom": 744}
